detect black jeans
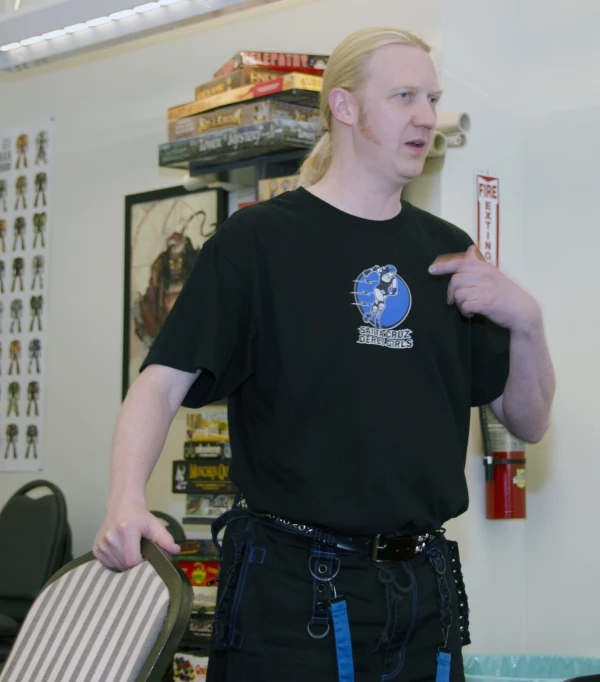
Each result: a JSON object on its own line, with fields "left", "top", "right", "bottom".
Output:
{"left": 207, "top": 512, "right": 469, "bottom": 682}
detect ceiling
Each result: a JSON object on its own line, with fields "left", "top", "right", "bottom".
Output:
{"left": 0, "top": 0, "right": 285, "bottom": 72}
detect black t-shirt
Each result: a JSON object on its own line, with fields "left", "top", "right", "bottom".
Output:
{"left": 142, "top": 188, "right": 510, "bottom": 535}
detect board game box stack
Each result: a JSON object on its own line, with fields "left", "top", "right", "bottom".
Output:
{"left": 160, "top": 50, "right": 329, "bottom": 169}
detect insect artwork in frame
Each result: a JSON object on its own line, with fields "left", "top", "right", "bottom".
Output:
{"left": 123, "top": 185, "right": 227, "bottom": 398}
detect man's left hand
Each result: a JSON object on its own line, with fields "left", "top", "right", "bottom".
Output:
{"left": 428, "top": 245, "right": 540, "bottom": 332}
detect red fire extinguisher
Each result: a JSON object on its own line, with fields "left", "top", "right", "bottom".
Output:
{"left": 479, "top": 405, "right": 526, "bottom": 519}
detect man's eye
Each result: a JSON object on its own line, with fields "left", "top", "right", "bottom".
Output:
{"left": 397, "top": 92, "right": 412, "bottom": 99}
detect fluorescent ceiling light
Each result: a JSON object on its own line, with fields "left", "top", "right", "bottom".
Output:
{"left": 134, "top": 3, "right": 161, "bottom": 12}
{"left": 43, "top": 29, "right": 66, "bottom": 39}
{"left": 20, "top": 35, "right": 44, "bottom": 45}
{"left": 64, "top": 23, "right": 87, "bottom": 33}
{"left": 86, "top": 17, "right": 112, "bottom": 27}
{"left": 110, "top": 10, "right": 136, "bottom": 20}
{"left": 0, "top": 0, "right": 280, "bottom": 73}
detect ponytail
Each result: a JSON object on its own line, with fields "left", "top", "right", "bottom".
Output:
{"left": 299, "top": 131, "right": 332, "bottom": 187}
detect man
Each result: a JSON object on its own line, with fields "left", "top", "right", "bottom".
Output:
{"left": 94, "top": 28, "right": 554, "bottom": 682}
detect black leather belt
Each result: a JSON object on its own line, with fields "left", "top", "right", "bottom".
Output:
{"left": 246, "top": 508, "right": 437, "bottom": 562}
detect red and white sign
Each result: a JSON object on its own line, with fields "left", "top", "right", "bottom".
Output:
{"left": 476, "top": 174, "right": 500, "bottom": 268}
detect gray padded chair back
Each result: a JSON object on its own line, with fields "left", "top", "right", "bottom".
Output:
{"left": 0, "top": 480, "right": 71, "bottom": 623}
{"left": 0, "top": 539, "right": 193, "bottom": 682}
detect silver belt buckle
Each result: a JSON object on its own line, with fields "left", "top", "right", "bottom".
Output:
{"left": 371, "top": 534, "right": 387, "bottom": 562}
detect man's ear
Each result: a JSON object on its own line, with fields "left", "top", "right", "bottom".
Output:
{"left": 328, "top": 87, "right": 357, "bottom": 127}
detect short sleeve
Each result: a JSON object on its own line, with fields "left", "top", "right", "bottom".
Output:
{"left": 470, "top": 314, "right": 510, "bottom": 406}
{"left": 140, "top": 236, "right": 254, "bottom": 408}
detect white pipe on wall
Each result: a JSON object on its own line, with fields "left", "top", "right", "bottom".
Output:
{"left": 427, "top": 131, "right": 447, "bottom": 157}
{"left": 436, "top": 112, "right": 471, "bottom": 136}
{"left": 445, "top": 133, "right": 467, "bottom": 148}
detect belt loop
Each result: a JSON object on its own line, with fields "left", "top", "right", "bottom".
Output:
{"left": 211, "top": 508, "right": 250, "bottom": 555}
{"left": 306, "top": 528, "right": 355, "bottom": 682}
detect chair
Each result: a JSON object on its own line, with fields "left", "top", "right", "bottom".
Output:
{"left": 0, "top": 538, "right": 193, "bottom": 682}
{"left": 150, "top": 510, "right": 187, "bottom": 543}
{"left": 0, "top": 480, "right": 72, "bottom": 660}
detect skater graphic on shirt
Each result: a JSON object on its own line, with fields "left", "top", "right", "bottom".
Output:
{"left": 359, "top": 265, "right": 398, "bottom": 328}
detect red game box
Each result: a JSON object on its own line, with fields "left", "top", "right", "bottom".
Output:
{"left": 214, "top": 51, "right": 329, "bottom": 78}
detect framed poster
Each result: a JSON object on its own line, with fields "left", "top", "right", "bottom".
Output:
{"left": 123, "top": 185, "right": 227, "bottom": 398}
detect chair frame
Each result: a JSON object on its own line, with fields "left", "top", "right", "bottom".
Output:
{"left": 13, "top": 539, "right": 193, "bottom": 682}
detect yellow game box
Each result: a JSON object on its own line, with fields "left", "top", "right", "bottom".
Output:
{"left": 168, "top": 72, "right": 322, "bottom": 123}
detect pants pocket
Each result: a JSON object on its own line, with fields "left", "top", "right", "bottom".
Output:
{"left": 212, "top": 519, "right": 265, "bottom": 652}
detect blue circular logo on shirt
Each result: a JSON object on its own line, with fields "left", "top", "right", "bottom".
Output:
{"left": 353, "top": 265, "right": 411, "bottom": 330}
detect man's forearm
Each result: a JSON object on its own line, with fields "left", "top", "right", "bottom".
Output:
{"left": 107, "top": 372, "right": 178, "bottom": 507}
{"left": 500, "top": 311, "right": 556, "bottom": 443}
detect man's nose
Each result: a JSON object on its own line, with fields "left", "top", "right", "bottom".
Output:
{"left": 413, "top": 98, "right": 437, "bottom": 129}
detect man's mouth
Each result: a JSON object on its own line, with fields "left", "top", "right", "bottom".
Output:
{"left": 406, "top": 139, "right": 427, "bottom": 148}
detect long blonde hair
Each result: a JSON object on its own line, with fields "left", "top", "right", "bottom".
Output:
{"left": 299, "top": 28, "right": 431, "bottom": 187}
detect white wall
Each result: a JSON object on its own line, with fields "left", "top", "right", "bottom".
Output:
{"left": 519, "top": 0, "right": 600, "bottom": 656}
{"left": 439, "top": 0, "right": 527, "bottom": 654}
{"left": 0, "top": 0, "right": 596, "bottom": 657}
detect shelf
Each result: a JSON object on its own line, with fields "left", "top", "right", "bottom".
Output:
{"left": 159, "top": 120, "right": 316, "bottom": 173}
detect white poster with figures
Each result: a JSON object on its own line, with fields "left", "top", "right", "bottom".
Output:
{"left": 0, "top": 121, "right": 51, "bottom": 472}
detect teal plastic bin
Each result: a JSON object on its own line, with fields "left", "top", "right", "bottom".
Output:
{"left": 464, "top": 654, "right": 600, "bottom": 682}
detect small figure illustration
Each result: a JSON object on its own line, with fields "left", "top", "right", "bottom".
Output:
{"left": 15, "top": 134, "right": 29, "bottom": 170}
{"left": 25, "top": 425, "right": 38, "bottom": 459}
{"left": 31, "top": 255, "right": 44, "bottom": 290}
{"left": 9, "top": 339, "right": 21, "bottom": 375}
{"left": 7, "top": 381, "right": 20, "bottom": 417}
{"left": 27, "top": 381, "right": 39, "bottom": 417}
{"left": 4, "top": 424, "right": 19, "bottom": 459}
{"left": 29, "top": 295, "right": 43, "bottom": 332}
{"left": 35, "top": 131, "right": 48, "bottom": 165}
{"left": 15, "top": 176, "right": 27, "bottom": 210}
{"left": 12, "top": 257, "right": 24, "bottom": 292}
{"left": 0, "top": 179, "right": 7, "bottom": 212}
{"left": 10, "top": 298, "right": 23, "bottom": 333}
{"left": 34, "top": 172, "right": 47, "bottom": 208}
{"left": 28, "top": 339, "right": 41, "bottom": 374}
{"left": 0, "top": 219, "right": 6, "bottom": 251}
{"left": 32, "top": 212, "right": 46, "bottom": 248}
{"left": 13, "top": 216, "right": 26, "bottom": 251}
{"left": 0, "top": 260, "right": 4, "bottom": 293}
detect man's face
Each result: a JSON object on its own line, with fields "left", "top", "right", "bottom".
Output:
{"left": 348, "top": 44, "right": 441, "bottom": 185}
